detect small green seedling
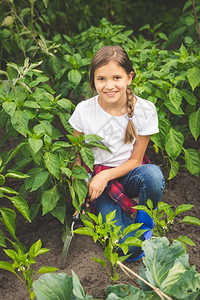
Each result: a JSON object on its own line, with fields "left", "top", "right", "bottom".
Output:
{"left": 74, "top": 210, "right": 146, "bottom": 281}
{"left": 0, "top": 239, "right": 58, "bottom": 299}
{"left": 134, "top": 199, "right": 200, "bottom": 247}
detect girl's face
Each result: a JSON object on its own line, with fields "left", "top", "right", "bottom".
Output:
{"left": 94, "top": 60, "right": 133, "bottom": 109}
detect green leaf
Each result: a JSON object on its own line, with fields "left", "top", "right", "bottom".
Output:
{"left": 165, "top": 128, "right": 184, "bottom": 160}
{"left": 73, "top": 227, "right": 94, "bottom": 237}
{"left": 158, "top": 32, "right": 168, "bottom": 41}
{"left": 29, "top": 239, "right": 49, "bottom": 258}
{"left": 84, "top": 141, "right": 111, "bottom": 152}
{"left": 87, "top": 212, "right": 98, "bottom": 224}
{"left": 73, "top": 178, "right": 88, "bottom": 204}
{"left": 72, "top": 165, "right": 89, "bottom": 179}
{"left": 23, "top": 101, "right": 40, "bottom": 109}
{"left": 72, "top": 270, "right": 86, "bottom": 299}
{"left": 161, "top": 262, "right": 200, "bottom": 299}
{"left": 60, "top": 167, "right": 72, "bottom": 178}
{"left": 2, "top": 101, "right": 16, "bottom": 116}
{"left": 41, "top": 185, "right": 59, "bottom": 215}
{"left": 164, "top": 98, "right": 184, "bottom": 115}
{"left": 33, "top": 123, "right": 45, "bottom": 136}
{"left": 25, "top": 168, "right": 44, "bottom": 190}
{"left": 33, "top": 273, "right": 73, "bottom": 300}
{"left": 3, "top": 249, "right": 19, "bottom": 262}
{"left": 80, "top": 147, "right": 94, "bottom": 171}
{"left": 0, "top": 187, "right": 18, "bottom": 194}
{"left": 151, "top": 119, "right": 171, "bottom": 150}
{"left": 189, "top": 108, "right": 200, "bottom": 141}
{"left": 169, "top": 88, "right": 182, "bottom": 110}
{"left": 50, "top": 198, "right": 66, "bottom": 224}
{"left": 7, "top": 196, "right": 31, "bottom": 222}
{"left": 141, "top": 237, "right": 186, "bottom": 287}
{"left": 0, "top": 229, "right": 6, "bottom": 247}
{"left": 168, "top": 160, "right": 179, "bottom": 180}
{"left": 187, "top": 67, "right": 200, "bottom": 90}
{"left": 40, "top": 120, "right": 52, "bottom": 136}
{"left": 175, "top": 204, "right": 194, "bottom": 216}
{"left": 5, "top": 172, "right": 29, "bottom": 179}
{"left": 11, "top": 110, "right": 29, "bottom": 137}
{"left": 180, "top": 216, "right": 200, "bottom": 226}
{"left": 44, "top": 152, "right": 60, "bottom": 180}
{"left": 125, "top": 237, "right": 143, "bottom": 247}
{"left": 51, "top": 141, "right": 71, "bottom": 152}
{"left": 0, "top": 174, "right": 5, "bottom": 186}
{"left": 0, "top": 208, "right": 17, "bottom": 240}
{"left": 0, "top": 261, "right": 16, "bottom": 274}
{"left": 177, "top": 236, "right": 195, "bottom": 246}
{"left": 36, "top": 266, "right": 58, "bottom": 274}
{"left": 147, "top": 199, "right": 153, "bottom": 210}
{"left": 106, "top": 284, "right": 145, "bottom": 299}
{"left": 134, "top": 205, "right": 151, "bottom": 214}
{"left": 181, "top": 89, "right": 197, "bottom": 105}
{"left": 123, "top": 223, "right": 143, "bottom": 236}
{"left": 92, "top": 257, "right": 107, "bottom": 268}
{"left": 68, "top": 69, "right": 82, "bottom": 89}
{"left": 28, "top": 138, "right": 43, "bottom": 153}
{"left": 31, "top": 171, "right": 49, "bottom": 192}
{"left": 106, "top": 210, "right": 116, "bottom": 224}
{"left": 84, "top": 134, "right": 104, "bottom": 142}
{"left": 57, "top": 98, "right": 72, "bottom": 112}
{"left": 183, "top": 148, "right": 200, "bottom": 176}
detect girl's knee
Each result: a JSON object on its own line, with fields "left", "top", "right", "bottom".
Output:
{"left": 145, "top": 164, "right": 165, "bottom": 190}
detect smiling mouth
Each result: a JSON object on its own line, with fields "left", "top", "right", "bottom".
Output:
{"left": 104, "top": 91, "right": 118, "bottom": 96}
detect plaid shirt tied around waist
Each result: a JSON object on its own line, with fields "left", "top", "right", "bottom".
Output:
{"left": 84, "top": 154, "right": 150, "bottom": 219}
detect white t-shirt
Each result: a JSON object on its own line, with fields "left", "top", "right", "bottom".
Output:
{"left": 69, "top": 95, "right": 159, "bottom": 167}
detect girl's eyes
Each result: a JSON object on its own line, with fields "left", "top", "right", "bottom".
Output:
{"left": 97, "top": 76, "right": 121, "bottom": 81}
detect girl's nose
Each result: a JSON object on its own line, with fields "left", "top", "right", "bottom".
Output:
{"left": 105, "top": 80, "right": 114, "bottom": 89}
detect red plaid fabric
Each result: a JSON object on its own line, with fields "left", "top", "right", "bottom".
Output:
{"left": 84, "top": 154, "right": 150, "bottom": 219}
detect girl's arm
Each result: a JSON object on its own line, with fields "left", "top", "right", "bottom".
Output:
{"left": 88, "top": 135, "right": 149, "bottom": 201}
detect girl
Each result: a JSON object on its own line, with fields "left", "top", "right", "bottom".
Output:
{"left": 69, "top": 46, "right": 165, "bottom": 259}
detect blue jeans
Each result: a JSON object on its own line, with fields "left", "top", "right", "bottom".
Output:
{"left": 95, "top": 164, "right": 165, "bottom": 258}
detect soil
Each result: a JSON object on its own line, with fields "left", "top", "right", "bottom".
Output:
{"left": 0, "top": 155, "right": 199, "bottom": 299}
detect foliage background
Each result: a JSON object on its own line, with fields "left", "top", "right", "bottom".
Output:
{"left": 0, "top": 0, "right": 199, "bottom": 225}
{"left": 0, "top": 1, "right": 200, "bottom": 299}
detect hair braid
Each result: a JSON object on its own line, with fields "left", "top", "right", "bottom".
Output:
{"left": 124, "top": 87, "right": 137, "bottom": 143}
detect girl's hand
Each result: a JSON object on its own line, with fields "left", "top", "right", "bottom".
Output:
{"left": 87, "top": 170, "right": 109, "bottom": 201}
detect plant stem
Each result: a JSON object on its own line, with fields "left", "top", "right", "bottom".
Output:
{"left": 117, "top": 261, "right": 172, "bottom": 300}
{"left": 191, "top": 0, "right": 200, "bottom": 41}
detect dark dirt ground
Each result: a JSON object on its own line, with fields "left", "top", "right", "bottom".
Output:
{"left": 0, "top": 154, "right": 200, "bottom": 300}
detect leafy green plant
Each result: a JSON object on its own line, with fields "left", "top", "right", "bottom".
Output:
{"left": 129, "top": 42, "right": 200, "bottom": 179}
{"left": 0, "top": 154, "right": 31, "bottom": 247}
{"left": 134, "top": 199, "right": 200, "bottom": 247}
{"left": 107, "top": 237, "right": 200, "bottom": 299}
{"left": 0, "top": 58, "right": 110, "bottom": 223}
{"left": 74, "top": 210, "right": 145, "bottom": 281}
{"left": 0, "top": 239, "right": 58, "bottom": 300}
{"left": 1, "top": 15, "right": 200, "bottom": 179}
{"left": 33, "top": 270, "right": 93, "bottom": 300}
{"left": 32, "top": 237, "right": 200, "bottom": 300}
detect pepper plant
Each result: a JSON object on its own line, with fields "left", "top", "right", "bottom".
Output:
{"left": 0, "top": 239, "right": 58, "bottom": 300}
{"left": 74, "top": 210, "right": 146, "bottom": 281}
{"left": 134, "top": 199, "right": 200, "bottom": 248}
{"left": 0, "top": 154, "right": 30, "bottom": 247}
{"left": 0, "top": 58, "right": 109, "bottom": 223}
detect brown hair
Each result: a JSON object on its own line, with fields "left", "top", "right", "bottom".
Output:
{"left": 89, "top": 46, "right": 137, "bottom": 143}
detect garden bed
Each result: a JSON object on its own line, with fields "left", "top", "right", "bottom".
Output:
{"left": 0, "top": 165, "right": 199, "bottom": 300}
